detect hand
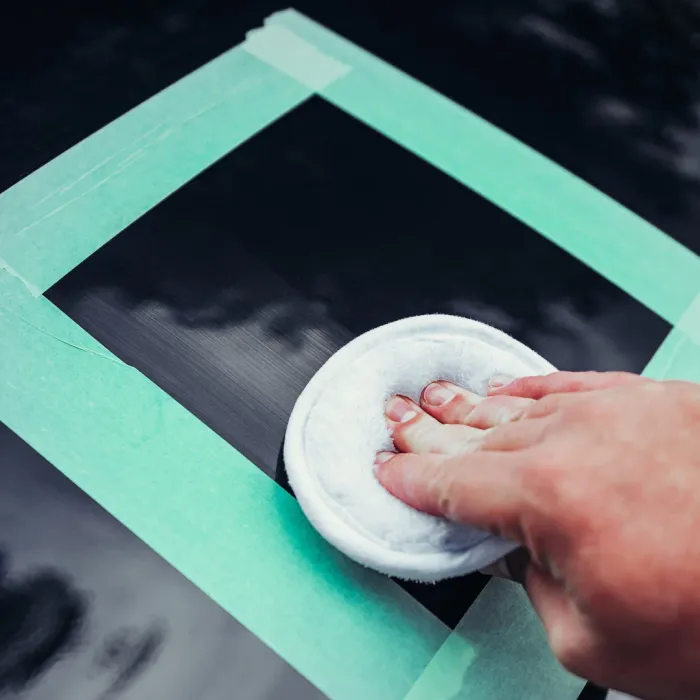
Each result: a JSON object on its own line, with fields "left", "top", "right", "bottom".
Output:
{"left": 374, "top": 371, "right": 700, "bottom": 700}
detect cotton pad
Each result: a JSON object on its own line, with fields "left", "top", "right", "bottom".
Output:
{"left": 284, "top": 315, "right": 556, "bottom": 582}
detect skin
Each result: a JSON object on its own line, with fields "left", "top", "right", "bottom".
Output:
{"left": 374, "top": 371, "right": 700, "bottom": 700}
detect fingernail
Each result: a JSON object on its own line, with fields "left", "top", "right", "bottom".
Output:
{"left": 386, "top": 396, "right": 417, "bottom": 423}
{"left": 373, "top": 451, "right": 395, "bottom": 469}
{"left": 489, "top": 374, "right": 513, "bottom": 389}
{"left": 423, "top": 382, "right": 455, "bottom": 407}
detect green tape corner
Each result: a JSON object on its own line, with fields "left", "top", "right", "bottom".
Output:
{"left": 0, "top": 44, "right": 312, "bottom": 294}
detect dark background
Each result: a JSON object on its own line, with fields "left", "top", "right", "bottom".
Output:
{"left": 4, "top": 1, "right": 700, "bottom": 698}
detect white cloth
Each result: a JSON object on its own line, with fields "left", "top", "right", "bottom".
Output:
{"left": 284, "top": 315, "right": 556, "bottom": 581}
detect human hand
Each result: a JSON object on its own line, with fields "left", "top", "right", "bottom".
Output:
{"left": 374, "top": 371, "right": 700, "bottom": 700}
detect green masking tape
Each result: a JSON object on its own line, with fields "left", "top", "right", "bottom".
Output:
{"left": 0, "top": 272, "right": 450, "bottom": 700}
{"left": 243, "top": 23, "right": 352, "bottom": 90}
{"left": 644, "top": 295, "right": 700, "bottom": 382}
{"left": 404, "top": 579, "right": 583, "bottom": 699}
{"left": 267, "top": 10, "right": 700, "bottom": 328}
{"left": 0, "top": 22, "right": 451, "bottom": 700}
{"left": 3, "top": 9, "right": 694, "bottom": 699}
{"left": 0, "top": 45, "right": 312, "bottom": 294}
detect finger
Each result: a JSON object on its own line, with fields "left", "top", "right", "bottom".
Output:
{"left": 465, "top": 395, "right": 536, "bottom": 429}
{"left": 526, "top": 565, "right": 595, "bottom": 678}
{"left": 489, "top": 371, "right": 647, "bottom": 399}
{"left": 374, "top": 450, "right": 526, "bottom": 534}
{"left": 480, "top": 417, "right": 550, "bottom": 452}
{"left": 420, "top": 381, "right": 484, "bottom": 423}
{"left": 421, "top": 381, "right": 535, "bottom": 428}
{"left": 386, "top": 395, "right": 484, "bottom": 455}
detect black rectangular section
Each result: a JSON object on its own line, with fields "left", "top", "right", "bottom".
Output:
{"left": 48, "top": 97, "right": 668, "bottom": 638}
{"left": 0, "top": 423, "right": 326, "bottom": 700}
{"left": 4, "top": 1, "right": 700, "bottom": 258}
{"left": 49, "top": 97, "right": 669, "bottom": 470}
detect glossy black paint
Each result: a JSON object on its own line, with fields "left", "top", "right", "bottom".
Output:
{"left": 0, "top": 423, "right": 325, "bottom": 700}
{"left": 45, "top": 90, "right": 668, "bottom": 610}
{"left": 47, "top": 93, "right": 664, "bottom": 698}
{"left": 3, "top": 1, "right": 699, "bottom": 699}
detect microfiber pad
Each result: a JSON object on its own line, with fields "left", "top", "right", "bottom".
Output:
{"left": 284, "top": 315, "right": 556, "bottom": 582}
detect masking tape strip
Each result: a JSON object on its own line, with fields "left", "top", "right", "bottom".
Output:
{"left": 266, "top": 10, "right": 700, "bottom": 328}
{"left": 243, "top": 24, "right": 352, "bottom": 90}
{"left": 643, "top": 294, "right": 700, "bottom": 382}
{"left": 0, "top": 44, "right": 313, "bottom": 294}
{"left": 0, "top": 272, "right": 451, "bottom": 700}
{"left": 404, "top": 579, "right": 584, "bottom": 700}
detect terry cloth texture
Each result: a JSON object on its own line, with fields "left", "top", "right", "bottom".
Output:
{"left": 284, "top": 315, "right": 556, "bottom": 581}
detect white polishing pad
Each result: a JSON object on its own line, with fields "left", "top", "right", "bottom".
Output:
{"left": 284, "top": 315, "right": 556, "bottom": 581}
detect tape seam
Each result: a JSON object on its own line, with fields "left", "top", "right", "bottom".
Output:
{"left": 0, "top": 40, "right": 313, "bottom": 293}
{"left": 243, "top": 23, "right": 352, "bottom": 90}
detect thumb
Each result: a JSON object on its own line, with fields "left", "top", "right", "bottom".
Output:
{"left": 489, "top": 371, "right": 647, "bottom": 400}
{"left": 374, "top": 451, "right": 526, "bottom": 537}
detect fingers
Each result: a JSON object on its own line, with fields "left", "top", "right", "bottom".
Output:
{"left": 386, "top": 396, "right": 485, "bottom": 455}
{"left": 489, "top": 371, "right": 647, "bottom": 400}
{"left": 420, "top": 381, "right": 534, "bottom": 428}
{"left": 526, "top": 565, "right": 597, "bottom": 679}
{"left": 374, "top": 450, "right": 526, "bottom": 533}
{"left": 480, "top": 417, "right": 550, "bottom": 452}
{"left": 385, "top": 380, "right": 546, "bottom": 456}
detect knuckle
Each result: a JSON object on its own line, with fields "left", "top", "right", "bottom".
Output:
{"left": 464, "top": 402, "right": 491, "bottom": 428}
{"left": 437, "top": 493, "right": 455, "bottom": 519}
{"left": 546, "top": 371, "right": 580, "bottom": 390}
{"left": 493, "top": 376, "right": 533, "bottom": 397}
{"left": 452, "top": 394, "right": 476, "bottom": 416}
{"left": 435, "top": 474, "right": 461, "bottom": 520}
{"left": 525, "top": 393, "right": 560, "bottom": 418}
{"left": 520, "top": 446, "right": 592, "bottom": 536}
{"left": 519, "top": 452, "right": 556, "bottom": 494}
{"left": 559, "top": 395, "right": 593, "bottom": 420}
{"left": 481, "top": 396, "right": 528, "bottom": 424}
{"left": 519, "top": 447, "right": 570, "bottom": 500}
{"left": 391, "top": 419, "right": 424, "bottom": 449}
{"left": 458, "top": 432, "right": 485, "bottom": 454}
{"left": 511, "top": 376, "right": 538, "bottom": 392}
{"left": 481, "top": 421, "right": 525, "bottom": 450}
{"left": 390, "top": 420, "right": 410, "bottom": 442}
{"left": 549, "top": 630, "right": 590, "bottom": 677}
